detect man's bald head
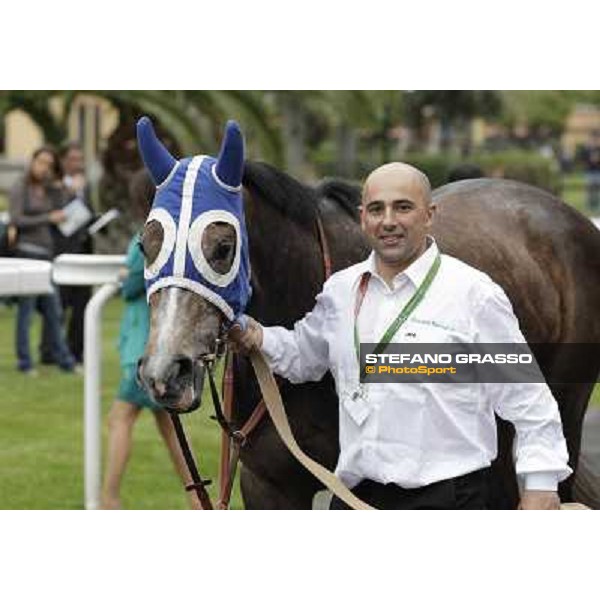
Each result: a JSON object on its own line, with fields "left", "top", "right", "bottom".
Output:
{"left": 362, "top": 162, "right": 432, "bottom": 207}
{"left": 360, "top": 162, "right": 435, "bottom": 278}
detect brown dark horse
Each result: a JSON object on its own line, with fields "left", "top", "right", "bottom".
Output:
{"left": 139, "top": 141, "right": 600, "bottom": 509}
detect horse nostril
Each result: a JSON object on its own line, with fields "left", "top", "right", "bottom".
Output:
{"left": 172, "top": 357, "right": 194, "bottom": 386}
{"left": 138, "top": 355, "right": 195, "bottom": 403}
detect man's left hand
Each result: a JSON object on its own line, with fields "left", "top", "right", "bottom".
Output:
{"left": 518, "top": 490, "right": 560, "bottom": 510}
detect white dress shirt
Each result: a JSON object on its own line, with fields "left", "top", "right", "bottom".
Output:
{"left": 261, "top": 239, "right": 572, "bottom": 491}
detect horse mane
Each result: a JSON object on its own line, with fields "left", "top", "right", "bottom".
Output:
{"left": 243, "top": 161, "right": 318, "bottom": 226}
{"left": 243, "top": 161, "right": 361, "bottom": 226}
{"left": 315, "top": 178, "right": 361, "bottom": 220}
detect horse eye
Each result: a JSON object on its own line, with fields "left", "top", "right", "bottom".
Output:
{"left": 142, "top": 220, "right": 164, "bottom": 265}
{"left": 213, "top": 241, "right": 233, "bottom": 261}
{"left": 201, "top": 222, "right": 237, "bottom": 275}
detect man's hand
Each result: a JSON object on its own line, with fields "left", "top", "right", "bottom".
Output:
{"left": 228, "top": 316, "right": 263, "bottom": 354}
{"left": 518, "top": 490, "right": 560, "bottom": 510}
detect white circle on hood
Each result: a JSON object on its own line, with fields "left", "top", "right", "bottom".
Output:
{"left": 144, "top": 207, "right": 177, "bottom": 279}
{"left": 187, "top": 209, "right": 241, "bottom": 287}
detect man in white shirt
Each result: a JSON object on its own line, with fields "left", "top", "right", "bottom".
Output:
{"left": 232, "top": 162, "right": 571, "bottom": 510}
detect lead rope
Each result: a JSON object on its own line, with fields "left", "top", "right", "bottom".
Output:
{"left": 214, "top": 213, "right": 333, "bottom": 509}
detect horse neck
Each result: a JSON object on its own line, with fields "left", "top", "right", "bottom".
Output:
{"left": 243, "top": 190, "right": 326, "bottom": 327}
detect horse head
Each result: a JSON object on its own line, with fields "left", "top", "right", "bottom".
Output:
{"left": 136, "top": 116, "right": 251, "bottom": 413}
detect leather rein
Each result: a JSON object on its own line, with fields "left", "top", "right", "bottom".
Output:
{"left": 169, "top": 213, "right": 333, "bottom": 510}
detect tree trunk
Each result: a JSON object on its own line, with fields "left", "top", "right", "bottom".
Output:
{"left": 335, "top": 124, "right": 357, "bottom": 179}
{"left": 279, "top": 95, "right": 306, "bottom": 178}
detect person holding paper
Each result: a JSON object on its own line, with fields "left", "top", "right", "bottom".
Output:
{"left": 43, "top": 143, "right": 95, "bottom": 365}
{"left": 8, "top": 146, "right": 77, "bottom": 375}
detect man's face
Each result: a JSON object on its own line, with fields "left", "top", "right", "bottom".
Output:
{"left": 360, "top": 167, "right": 434, "bottom": 268}
{"left": 62, "top": 148, "right": 85, "bottom": 176}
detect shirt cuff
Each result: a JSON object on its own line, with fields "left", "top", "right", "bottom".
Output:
{"left": 524, "top": 472, "right": 559, "bottom": 491}
{"left": 260, "top": 327, "right": 277, "bottom": 361}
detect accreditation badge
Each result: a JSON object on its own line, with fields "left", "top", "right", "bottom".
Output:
{"left": 342, "top": 383, "right": 370, "bottom": 426}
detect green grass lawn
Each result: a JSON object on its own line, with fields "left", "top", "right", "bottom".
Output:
{"left": 0, "top": 298, "right": 243, "bottom": 509}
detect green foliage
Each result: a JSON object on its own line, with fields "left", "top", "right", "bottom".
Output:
{"left": 403, "top": 150, "right": 561, "bottom": 193}
{"left": 476, "top": 150, "right": 562, "bottom": 193}
{"left": 404, "top": 91, "right": 502, "bottom": 127}
{"left": 500, "top": 91, "right": 600, "bottom": 136}
{"left": 397, "top": 153, "right": 457, "bottom": 188}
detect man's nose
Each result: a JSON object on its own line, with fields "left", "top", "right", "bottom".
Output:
{"left": 382, "top": 207, "right": 397, "bottom": 229}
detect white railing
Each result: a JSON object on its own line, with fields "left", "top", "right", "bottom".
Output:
{"left": 53, "top": 254, "right": 126, "bottom": 510}
{"left": 0, "top": 254, "right": 126, "bottom": 510}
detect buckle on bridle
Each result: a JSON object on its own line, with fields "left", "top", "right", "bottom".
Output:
{"left": 185, "top": 480, "right": 212, "bottom": 491}
{"left": 232, "top": 430, "right": 247, "bottom": 447}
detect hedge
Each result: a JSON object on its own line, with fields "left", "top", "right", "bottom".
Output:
{"left": 401, "top": 151, "right": 561, "bottom": 194}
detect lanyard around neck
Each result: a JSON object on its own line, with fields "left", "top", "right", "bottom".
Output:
{"left": 353, "top": 251, "right": 441, "bottom": 363}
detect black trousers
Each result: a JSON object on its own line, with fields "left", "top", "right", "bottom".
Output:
{"left": 330, "top": 467, "right": 490, "bottom": 510}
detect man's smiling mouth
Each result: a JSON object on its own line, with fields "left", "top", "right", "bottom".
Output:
{"left": 379, "top": 234, "right": 404, "bottom": 245}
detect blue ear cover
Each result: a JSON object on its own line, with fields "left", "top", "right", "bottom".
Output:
{"left": 137, "top": 116, "right": 177, "bottom": 185}
{"left": 215, "top": 120, "right": 244, "bottom": 189}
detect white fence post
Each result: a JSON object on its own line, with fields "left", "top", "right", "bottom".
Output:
{"left": 83, "top": 282, "right": 120, "bottom": 510}
{"left": 52, "top": 254, "right": 126, "bottom": 510}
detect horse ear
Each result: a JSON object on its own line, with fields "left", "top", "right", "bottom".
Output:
{"left": 215, "top": 120, "right": 244, "bottom": 189}
{"left": 136, "top": 116, "right": 177, "bottom": 186}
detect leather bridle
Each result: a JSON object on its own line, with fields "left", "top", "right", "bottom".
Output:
{"left": 168, "top": 212, "right": 332, "bottom": 510}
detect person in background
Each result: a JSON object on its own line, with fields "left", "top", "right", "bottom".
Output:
{"left": 581, "top": 131, "right": 600, "bottom": 211}
{"left": 101, "top": 170, "right": 202, "bottom": 510}
{"left": 8, "top": 146, "right": 77, "bottom": 375}
{"left": 41, "top": 142, "right": 94, "bottom": 365}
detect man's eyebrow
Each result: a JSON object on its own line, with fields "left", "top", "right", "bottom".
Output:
{"left": 365, "top": 197, "right": 415, "bottom": 205}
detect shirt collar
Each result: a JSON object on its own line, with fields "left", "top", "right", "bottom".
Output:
{"left": 353, "top": 236, "right": 439, "bottom": 290}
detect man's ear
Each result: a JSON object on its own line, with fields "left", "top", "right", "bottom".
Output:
{"left": 359, "top": 204, "right": 366, "bottom": 230}
{"left": 426, "top": 202, "right": 436, "bottom": 227}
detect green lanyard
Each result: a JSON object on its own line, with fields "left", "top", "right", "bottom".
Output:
{"left": 353, "top": 252, "right": 441, "bottom": 363}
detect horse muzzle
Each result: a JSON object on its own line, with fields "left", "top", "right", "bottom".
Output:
{"left": 137, "top": 354, "right": 205, "bottom": 413}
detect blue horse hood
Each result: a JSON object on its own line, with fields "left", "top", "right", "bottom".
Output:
{"left": 143, "top": 154, "right": 251, "bottom": 321}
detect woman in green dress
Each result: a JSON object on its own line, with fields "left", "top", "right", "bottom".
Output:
{"left": 101, "top": 171, "right": 201, "bottom": 509}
